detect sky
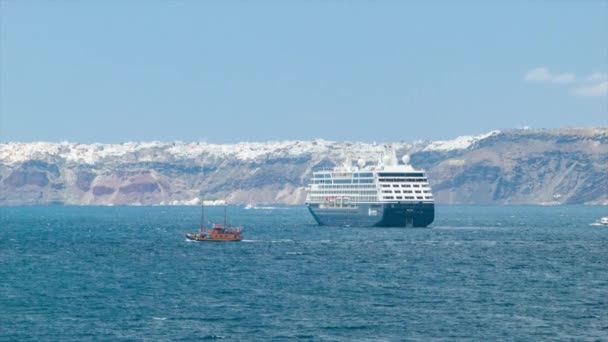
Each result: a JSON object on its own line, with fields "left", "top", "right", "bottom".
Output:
{"left": 1, "top": 1, "right": 607, "bottom": 143}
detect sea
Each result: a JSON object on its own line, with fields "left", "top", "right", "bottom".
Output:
{"left": 1, "top": 205, "right": 607, "bottom": 341}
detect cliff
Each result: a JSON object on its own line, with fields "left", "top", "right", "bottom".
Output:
{"left": 1, "top": 128, "right": 606, "bottom": 205}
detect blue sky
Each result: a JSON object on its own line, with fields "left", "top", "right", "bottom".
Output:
{"left": 1, "top": 1, "right": 607, "bottom": 143}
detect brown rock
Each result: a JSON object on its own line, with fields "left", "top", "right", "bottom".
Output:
{"left": 118, "top": 182, "right": 160, "bottom": 194}
{"left": 92, "top": 186, "right": 115, "bottom": 196}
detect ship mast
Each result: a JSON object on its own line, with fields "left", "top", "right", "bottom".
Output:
{"left": 224, "top": 204, "right": 227, "bottom": 228}
{"left": 200, "top": 202, "right": 205, "bottom": 233}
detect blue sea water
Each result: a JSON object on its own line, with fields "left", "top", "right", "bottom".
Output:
{"left": 1, "top": 205, "right": 607, "bottom": 341}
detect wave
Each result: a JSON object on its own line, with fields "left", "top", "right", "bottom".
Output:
{"left": 248, "top": 206, "right": 292, "bottom": 210}
{"left": 431, "top": 226, "right": 506, "bottom": 230}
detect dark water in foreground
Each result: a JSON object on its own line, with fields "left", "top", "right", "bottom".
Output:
{"left": 1, "top": 205, "right": 607, "bottom": 341}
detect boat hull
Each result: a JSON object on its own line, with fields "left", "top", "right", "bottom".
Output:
{"left": 185, "top": 233, "right": 242, "bottom": 242}
{"left": 306, "top": 202, "right": 434, "bottom": 228}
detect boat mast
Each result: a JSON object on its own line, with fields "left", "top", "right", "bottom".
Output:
{"left": 224, "top": 204, "right": 227, "bottom": 228}
{"left": 200, "top": 202, "right": 205, "bottom": 233}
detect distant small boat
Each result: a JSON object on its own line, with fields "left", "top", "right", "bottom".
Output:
{"left": 184, "top": 203, "right": 243, "bottom": 242}
{"left": 600, "top": 217, "right": 608, "bottom": 226}
{"left": 244, "top": 203, "right": 255, "bottom": 210}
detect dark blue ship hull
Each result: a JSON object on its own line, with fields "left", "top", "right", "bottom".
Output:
{"left": 306, "top": 202, "right": 434, "bottom": 228}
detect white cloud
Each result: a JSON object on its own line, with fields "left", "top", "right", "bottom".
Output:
{"left": 570, "top": 81, "right": 608, "bottom": 97}
{"left": 523, "top": 67, "right": 575, "bottom": 84}
{"left": 586, "top": 72, "right": 608, "bottom": 83}
{"left": 524, "top": 67, "right": 552, "bottom": 82}
{"left": 552, "top": 73, "right": 576, "bottom": 84}
{"left": 524, "top": 67, "right": 608, "bottom": 98}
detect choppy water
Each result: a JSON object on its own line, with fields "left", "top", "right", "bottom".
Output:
{"left": 1, "top": 205, "right": 607, "bottom": 340}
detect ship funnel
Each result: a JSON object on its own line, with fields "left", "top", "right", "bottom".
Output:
{"left": 382, "top": 145, "right": 398, "bottom": 166}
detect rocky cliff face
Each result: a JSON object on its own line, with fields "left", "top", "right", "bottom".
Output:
{"left": 415, "top": 128, "right": 608, "bottom": 205}
{"left": 1, "top": 128, "right": 606, "bottom": 205}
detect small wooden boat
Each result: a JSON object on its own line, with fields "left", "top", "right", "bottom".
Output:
{"left": 184, "top": 203, "right": 243, "bottom": 242}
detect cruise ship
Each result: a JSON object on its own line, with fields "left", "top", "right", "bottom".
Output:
{"left": 305, "top": 147, "right": 434, "bottom": 227}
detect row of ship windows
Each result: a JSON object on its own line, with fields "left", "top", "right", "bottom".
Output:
{"left": 312, "top": 179, "right": 375, "bottom": 184}
{"left": 310, "top": 190, "right": 379, "bottom": 195}
{"left": 381, "top": 184, "right": 426, "bottom": 188}
{"left": 378, "top": 178, "right": 427, "bottom": 183}
{"left": 378, "top": 172, "right": 425, "bottom": 177}
{"left": 314, "top": 172, "right": 425, "bottom": 178}
{"left": 313, "top": 172, "right": 374, "bottom": 178}
{"left": 313, "top": 179, "right": 428, "bottom": 184}
{"left": 314, "top": 179, "right": 428, "bottom": 183}
{"left": 309, "top": 195, "right": 433, "bottom": 202}
{"left": 309, "top": 196, "right": 378, "bottom": 202}
{"left": 383, "top": 196, "right": 433, "bottom": 200}
{"left": 382, "top": 190, "right": 431, "bottom": 194}
{"left": 314, "top": 184, "right": 377, "bottom": 189}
